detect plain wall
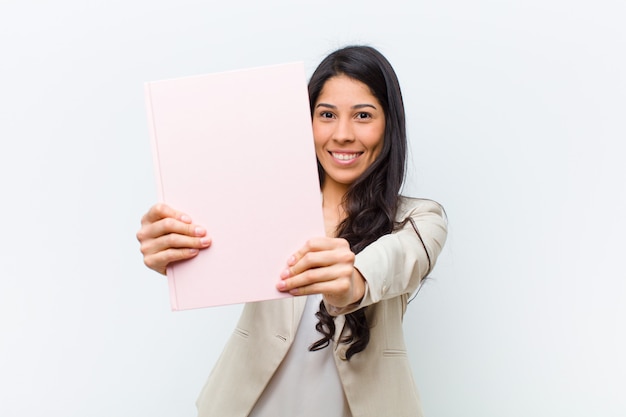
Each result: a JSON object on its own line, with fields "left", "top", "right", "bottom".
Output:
{"left": 1, "top": 0, "right": 624, "bottom": 416}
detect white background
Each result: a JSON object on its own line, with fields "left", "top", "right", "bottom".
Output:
{"left": 1, "top": 1, "right": 624, "bottom": 416}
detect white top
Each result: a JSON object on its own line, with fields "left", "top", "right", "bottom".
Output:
{"left": 248, "top": 294, "right": 351, "bottom": 417}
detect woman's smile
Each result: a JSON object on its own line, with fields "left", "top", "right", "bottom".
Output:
{"left": 329, "top": 151, "right": 363, "bottom": 164}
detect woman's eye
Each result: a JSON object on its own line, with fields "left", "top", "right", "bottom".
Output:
{"left": 320, "top": 111, "right": 334, "bottom": 118}
{"left": 356, "top": 112, "right": 371, "bottom": 119}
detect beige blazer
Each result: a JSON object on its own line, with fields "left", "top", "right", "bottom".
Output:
{"left": 196, "top": 197, "right": 447, "bottom": 417}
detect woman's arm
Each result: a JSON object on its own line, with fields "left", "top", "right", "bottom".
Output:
{"left": 325, "top": 198, "right": 448, "bottom": 315}
{"left": 276, "top": 198, "right": 447, "bottom": 313}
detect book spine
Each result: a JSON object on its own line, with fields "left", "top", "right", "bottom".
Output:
{"left": 144, "top": 82, "right": 179, "bottom": 311}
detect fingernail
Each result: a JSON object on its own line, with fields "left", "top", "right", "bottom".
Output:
{"left": 280, "top": 268, "right": 290, "bottom": 279}
{"left": 188, "top": 249, "right": 199, "bottom": 255}
{"left": 287, "top": 255, "right": 296, "bottom": 265}
{"left": 181, "top": 215, "right": 192, "bottom": 223}
{"left": 276, "top": 281, "right": 286, "bottom": 290}
{"left": 195, "top": 227, "right": 206, "bottom": 236}
{"left": 200, "top": 237, "right": 211, "bottom": 246}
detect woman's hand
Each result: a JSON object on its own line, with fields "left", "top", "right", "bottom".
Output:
{"left": 136, "top": 203, "right": 212, "bottom": 275}
{"left": 276, "top": 237, "right": 365, "bottom": 309}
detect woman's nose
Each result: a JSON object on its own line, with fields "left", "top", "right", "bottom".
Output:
{"left": 332, "top": 119, "right": 355, "bottom": 143}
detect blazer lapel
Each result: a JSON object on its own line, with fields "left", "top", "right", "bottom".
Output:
{"left": 333, "top": 314, "right": 347, "bottom": 350}
{"left": 291, "top": 296, "right": 307, "bottom": 333}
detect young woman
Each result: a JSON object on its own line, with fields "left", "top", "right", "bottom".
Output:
{"left": 137, "top": 45, "right": 447, "bottom": 417}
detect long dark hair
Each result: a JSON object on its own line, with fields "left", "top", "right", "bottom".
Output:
{"left": 307, "top": 45, "right": 407, "bottom": 359}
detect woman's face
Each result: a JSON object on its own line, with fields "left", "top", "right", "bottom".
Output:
{"left": 312, "top": 74, "right": 385, "bottom": 190}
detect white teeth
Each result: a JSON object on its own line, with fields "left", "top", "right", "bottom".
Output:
{"left": 332, "top": 152, "right": 359, "bottom": 161}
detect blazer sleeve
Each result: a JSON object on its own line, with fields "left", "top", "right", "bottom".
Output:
{"left": 324, "top": 198, "right": 448, "bottom": 316}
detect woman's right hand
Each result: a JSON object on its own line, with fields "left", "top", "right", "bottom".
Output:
{"left": 136, "top": 203, "right": 212, "bottom": 275}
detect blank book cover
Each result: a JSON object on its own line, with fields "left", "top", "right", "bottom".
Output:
{"left": 145, "top": 62, "right": 324, "bottom": 310}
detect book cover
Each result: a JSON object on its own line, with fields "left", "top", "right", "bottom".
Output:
{"left": 145, "top": 62, "right": 324, "bottom": 310}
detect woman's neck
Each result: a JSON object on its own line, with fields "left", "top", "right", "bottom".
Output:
{"left": 321, "top": 181, "right": 349, "bottom": 237}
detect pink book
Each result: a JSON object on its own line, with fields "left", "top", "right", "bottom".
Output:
{"left": 145, "top": 62, "right": 324, "bottom": 310}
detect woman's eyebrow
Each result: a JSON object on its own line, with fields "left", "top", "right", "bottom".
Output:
{"left": 352, "top": 103, "right": 377, "bottom": 110}
{"left": 315, "top": 103, "right": 377, "bottom": 110}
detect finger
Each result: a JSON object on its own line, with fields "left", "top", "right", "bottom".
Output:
{"left": 286, "top": 276, "right": 352, "bottom": 298}
{"left": 283, "top": 247, "right": 354, "bottom": 279}
{"left": 287, "top": 275, "right": 360, "bottom": 309}
{"left": 141, "top": 203, "right": 192, "bottom": 226}
{"left": 151, "top": 216, "right": 206, "bottom": 238}
{"left": 286, "top": 237, "right": 350, "bottom": 270}
{"left": 278, "top": 262, "right": 354, "bottom": 292}
{"left": 144, "top": 247, "right": 201, "bottom": 275}
{"left": 137, "top": 217, "right": 206, "bottom": 244}
{"left": 140, "top": 232, "right": 211, "bottom": 257}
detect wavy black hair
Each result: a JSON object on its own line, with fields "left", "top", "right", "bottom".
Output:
{"left": 307, "top": 45, "right": 407, "bottom": 359}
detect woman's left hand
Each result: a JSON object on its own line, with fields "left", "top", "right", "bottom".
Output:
{"left": 276, "top": 237, "right": 365, "bottom": 308}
